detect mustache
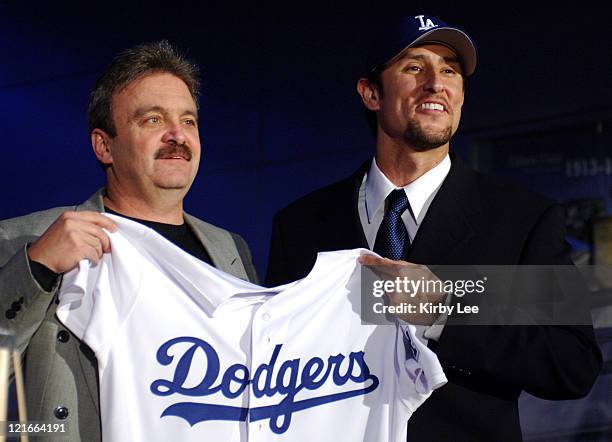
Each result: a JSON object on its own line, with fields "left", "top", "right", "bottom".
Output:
{"left": 154, "top": 143, "right": 193, "bottom": 161}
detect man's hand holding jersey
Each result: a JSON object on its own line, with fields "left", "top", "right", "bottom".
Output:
{"left": 359, "top": 255, "right": 446, "bottom": 326}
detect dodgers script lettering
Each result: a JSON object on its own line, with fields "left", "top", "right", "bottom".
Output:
{"left": 150, "top": 337, "right": 380, "bottom": 434}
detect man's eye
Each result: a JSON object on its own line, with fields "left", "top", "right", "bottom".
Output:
{"left": 183, "top": 119, "right": 196, "bottom": 126}
{"left": 146, "top": 116, "right": 161, "bottom": 124}
{"left": 405, "top": 65, "right": 422, "bottom": 72}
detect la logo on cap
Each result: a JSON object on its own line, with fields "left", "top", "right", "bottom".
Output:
{"left": 415, "top": 15, "right": 437, "bottom": 31}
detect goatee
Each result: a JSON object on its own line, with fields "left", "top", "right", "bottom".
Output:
{"left": 403, "top": 120, "right": 452, "bottom": 151}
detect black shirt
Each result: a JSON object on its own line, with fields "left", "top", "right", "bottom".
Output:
{"left": 30, "top": 208, "right": 213, "bottom": 291}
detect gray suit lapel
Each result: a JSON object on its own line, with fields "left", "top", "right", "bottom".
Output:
{"left": 47, "top": 189, "right": 106, "bottom": 416}
{"left": 183, "top": 214, "right": 248, "bottom": 280}
{"left": 53, "top": 188, "right": 249, "bottom": 416}
{"left": 72, "top": 189, "right": 249, "bottom": 279}
{"left": 75, "top": 188, "right": 106, "bottom": 212}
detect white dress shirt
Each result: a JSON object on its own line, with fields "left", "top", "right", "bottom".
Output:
{"left": 357, "top": 155, "right": 452, "bottom": 343}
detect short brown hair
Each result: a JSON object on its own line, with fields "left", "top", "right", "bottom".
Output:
{"left": 87, "top": 40, "right": 200, "bottom": 137}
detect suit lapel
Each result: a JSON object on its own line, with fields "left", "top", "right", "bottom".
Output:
{"left": 326, "top": 158, "right": 479, "bottom": 263}
{"left": 69, "top": 188, "right": 107, "bottom": 407}
{"left": 407, "top": 158, "right": 478, "bottom": 264}
{"left": 183, "top": 214, "right": 246, "bottom": 279}
{"left": 75, "top": 188, "right": 105, "bottom": 212}
{"left": 74, "top": 189, "right": 246, "bottom": 278}
{"left": 67, "top": 188, "right": 248, "bottom": 406}
{"left": 318, "top": 161, "right": 370, "bottom": 251}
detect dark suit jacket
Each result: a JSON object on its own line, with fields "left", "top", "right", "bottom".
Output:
{"left": 266, "top": 158, "right": 602, "bottom": 441}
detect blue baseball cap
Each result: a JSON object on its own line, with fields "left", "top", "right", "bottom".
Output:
{"left": 366, "top": 15, "right": 477, "bottom": 76}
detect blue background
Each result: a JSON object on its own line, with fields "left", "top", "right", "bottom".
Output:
{"left": 1, "top": 5, "right": 611, "bottom": 440}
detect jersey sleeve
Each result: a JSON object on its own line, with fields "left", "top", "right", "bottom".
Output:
{"left": 396, "top": 323, "right": 447, "bottom": 405}
{"left": 56, "top": 230, "right": 143, "bottom": 358}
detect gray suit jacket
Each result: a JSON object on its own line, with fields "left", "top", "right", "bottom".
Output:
{"left": 0, "top": 189, "right": 258, "bottom": 441}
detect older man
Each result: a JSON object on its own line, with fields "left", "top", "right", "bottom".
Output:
{"left": 266, "top": 15, "right": 602, "bottom": 441}
{"left": 0, "top": 41, "right": 257, "bottom": 441}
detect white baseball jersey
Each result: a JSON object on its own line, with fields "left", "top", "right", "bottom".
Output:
{"left": 57, "top": 215, "right": 446, "bottom": 442}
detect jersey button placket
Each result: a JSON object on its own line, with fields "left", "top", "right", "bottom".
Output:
{"left": 250, "top": 309, "right": 270, "bottom": 441}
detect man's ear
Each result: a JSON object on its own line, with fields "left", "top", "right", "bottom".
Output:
{"left": 91, "top": 129, "right": 113, "bottom": 165}
{"left": 357, "top": 78, "right": 381, "bottom": 111}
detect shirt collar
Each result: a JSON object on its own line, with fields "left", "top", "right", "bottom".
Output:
{"left": 104, "top": 214, "right": 269, "bottom": 316}
{"left": 365, "top": 154, "right": 451, "bottom": 224}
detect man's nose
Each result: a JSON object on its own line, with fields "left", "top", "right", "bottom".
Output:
{"left": 423, "top": 70, "right": 444, "bottom": 94}
{"left": 162, "top": 122, "right": 186, "bottom": 145}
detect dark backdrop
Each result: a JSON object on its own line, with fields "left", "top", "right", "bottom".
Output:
{"left": 1, "top": 6, "right": 611, "bottom": 440}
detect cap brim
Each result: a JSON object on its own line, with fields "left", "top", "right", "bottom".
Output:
{"left": 409, "top": 27, "right": 477, "bottom": 76}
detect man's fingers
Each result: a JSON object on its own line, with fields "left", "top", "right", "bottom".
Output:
{"left": 81, "top": 234, "right": 106, "bottom": 260}
{"left": 81, "top": 242, "right": 105, "bottom": 265}
{"left": 80, "top": 223, "right": 113, "bottom": 253}
{"left": 358, "top": 254, "right": 420, "bottom": 269}
{"left": 358, "top": 255, "right": 388, "bottom": 266}
{"left": 359, "top": 255, "right": 418, "bottom": 279}
{"left": 63, "top": 211, "right": 118, "bottom": 233}
{"left": 358, "top": 255, "right": 403, "bottom": 274}
{"left": 27, "top": 211, "right": 117, "bottom": 273}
